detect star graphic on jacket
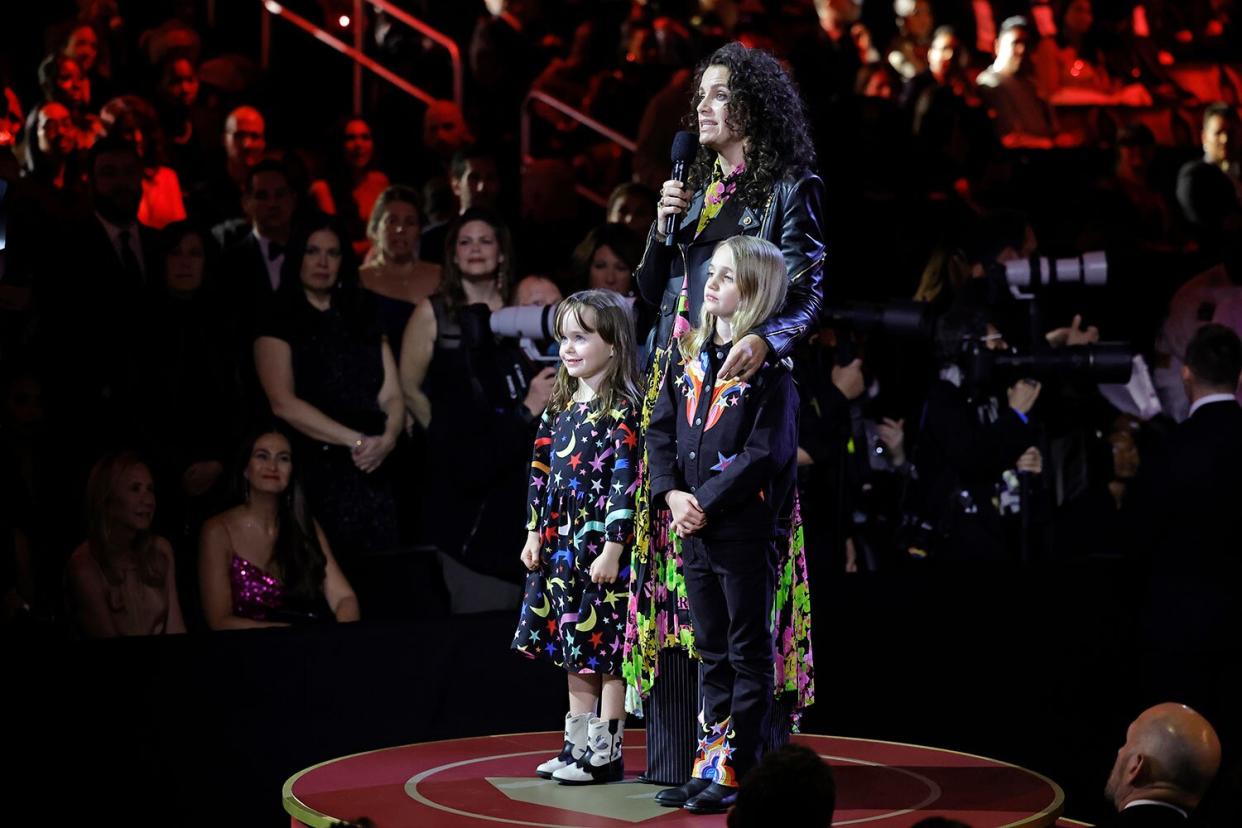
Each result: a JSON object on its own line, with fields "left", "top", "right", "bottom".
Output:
{"left": 711, "top": 452, "right": 737, "bottom": 472}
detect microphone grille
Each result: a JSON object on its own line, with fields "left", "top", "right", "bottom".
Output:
{"left": 670, "top": 131, "right": 700, "bottom": 163}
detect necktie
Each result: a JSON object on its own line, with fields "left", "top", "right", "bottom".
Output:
{"left": 117, "top": 228, "right": 144, "bottom": 286}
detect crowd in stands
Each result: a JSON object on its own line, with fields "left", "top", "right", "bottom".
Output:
{"left": 0, "top": 1, "right": 1239, "bottom": 798}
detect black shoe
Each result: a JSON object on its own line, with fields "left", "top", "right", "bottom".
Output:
{"left": 683, "top": 782, "right": 739, "bottom": 814}
{"left": 655, "top": 777, "right": 711, "bottom": 807}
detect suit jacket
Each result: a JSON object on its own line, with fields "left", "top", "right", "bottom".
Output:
{"left": 35, "top": 215, "right": 159, "bottom": 446}
{"left": 1096, "top": 803, "right": 1189, "bottom": 828}
{"left": 221, "top": 233, "right": 279, "bottom": 303}
{"left": 647, "top": 340, "right": 798, "bottom": 541}
{"left": 635, "top": 173, "right": 826, "bottom": 364}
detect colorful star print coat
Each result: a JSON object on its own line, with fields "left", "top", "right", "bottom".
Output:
{"left": 512, "top": 398, "right": 640, "bottom": 674}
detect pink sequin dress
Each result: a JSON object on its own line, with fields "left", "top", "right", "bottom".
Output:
{"left": 228, "top": 554, "right": 287, "bottom": 622}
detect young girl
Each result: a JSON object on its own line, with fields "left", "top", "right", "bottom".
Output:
{"left": 645, "top": 236, "right": 799, "bottom": 813}
{"left": 512, "top": 289, "right": 642, "bottom": 785}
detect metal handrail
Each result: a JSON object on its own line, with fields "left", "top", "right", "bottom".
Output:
{"left": 362, "top": 0, "right": 463, "bottom": 109}
{"left": 261, "top": 0, "right": 437, "bottom": 108}
{"left": 521, "top": 90, "right": 638, "bottom": 207}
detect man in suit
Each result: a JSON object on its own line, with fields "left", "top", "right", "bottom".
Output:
{"left": 1100, "top": 703, "right": 1220, "bottom": 827}
{"left": 38, "top": 136, "right": 158, "bottom": 452}
{"left": 220, "top": 158, "right": 295, "bottom": 305}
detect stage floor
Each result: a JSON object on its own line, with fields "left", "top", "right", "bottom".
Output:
{"left": 284, "top": 731, "right": 1066, "bottom": 827}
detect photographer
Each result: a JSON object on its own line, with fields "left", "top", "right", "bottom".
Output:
{"left": 905, "top": 306, "right": 1044, "bottom": 563}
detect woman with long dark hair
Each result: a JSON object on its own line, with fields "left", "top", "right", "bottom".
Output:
{"left": 198, "top": 428, "right": 358, "bottom": 628}
{"left": 309, "top": 117, "right": 390, "bottom": 257}
{"left": 626, "top": 40, "right": 823, "bottom": 797}
{"left": 254, "top": 215, "right": 403, "bottom": 587}
{"left": 66, "top": 451, "right": 186, "bottom": 637}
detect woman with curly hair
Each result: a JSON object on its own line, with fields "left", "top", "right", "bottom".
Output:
{"left": 625, "top": 41, "right": 823, "bottom": 809}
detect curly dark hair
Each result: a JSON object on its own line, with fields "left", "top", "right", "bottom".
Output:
{"left": 684, "top": 42, "right": 816, "bottom": 210}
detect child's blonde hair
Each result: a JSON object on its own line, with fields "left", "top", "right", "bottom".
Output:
{"left": 547, "top": 289, "right": 642, "bottom": 416}
{"left": 679, "top": 236, "right": 788, "bottom": 361}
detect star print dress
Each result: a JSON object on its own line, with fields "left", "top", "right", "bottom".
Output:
{"left": 512, "top": 398, "right": 640, "bottom": 674}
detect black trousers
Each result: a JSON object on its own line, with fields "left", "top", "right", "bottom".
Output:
{"left": 682, "top": 534, "right": 778, "bottom": 783}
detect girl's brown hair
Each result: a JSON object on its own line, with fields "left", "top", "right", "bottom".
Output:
{"left": 547, "top": 289, "right": 641, "bottom": 418}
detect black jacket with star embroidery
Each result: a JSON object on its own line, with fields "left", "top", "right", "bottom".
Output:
{"left": 647, "top": 340, "right": 799, "bottom": 541}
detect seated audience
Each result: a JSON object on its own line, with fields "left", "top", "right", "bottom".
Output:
{"left": 153, "top": 52, "right": 215, "bottom": 191}
{"left": 308, "top": 117, "right": 390, "bottom": 257}
{"left": 99, "top": 95, "right": 186, "bottom": 229}
{"left": 66, "top": 451, "right": 186, "bottom": 637}
{"left": 1101, "top": 703, "right": 1220, "bottom": 827}
{"left": 726, "top": 744, "right": 836, "bottom": 828}
{"left": 976, "top": 17, "right": 1066, "bottom": 148}
{"left": 198, "top": 428, "right": 359, "bottom": 629}
{"left": 887, "top": 0, "right": 934, "bottom": 80}
{"left": 38, "top": 53, "right": 101, "bottom": 150}
{"left": 512, "top": 274, "right": 562, "bottom": 307}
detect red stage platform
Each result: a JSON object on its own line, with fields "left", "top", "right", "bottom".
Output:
{"left": 284, "top": 731, "right": 1067, "bottom": 827}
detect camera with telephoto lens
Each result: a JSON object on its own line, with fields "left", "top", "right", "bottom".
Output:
{"left": 490, "top": 297, "right": 638, "bottom": 364}
{"left": 1001, "top": 250, "right": 1107, "bottom": 298}
{"left": 960, "top": 339, "right": 1134, "bottom": 387}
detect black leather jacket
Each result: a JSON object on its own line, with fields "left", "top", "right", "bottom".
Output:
{"left": 635, "top": 173, "right": 827, "bottom": 361}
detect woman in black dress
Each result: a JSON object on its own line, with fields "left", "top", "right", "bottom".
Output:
{"left": 254, "top": 215, "right": 403, "bottom": 600}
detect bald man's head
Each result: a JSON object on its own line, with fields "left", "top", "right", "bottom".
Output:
{"left": 225, "top": 106, "right": 266, "bottom": 169}
{"left": 1105, "top": 703, "right": 1221, "bottom": 811}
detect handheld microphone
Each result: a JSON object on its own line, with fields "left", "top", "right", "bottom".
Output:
{"left": 664, "top": 131, "right": 699, "bottom": 247}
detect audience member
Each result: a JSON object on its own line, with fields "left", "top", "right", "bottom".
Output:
{"left": 188, "top": 104, "right": 266, "bottom": 230}
{"left": 511, "top": 274, "right": 562, "bottom": 306}
{"left": 416, "top": 99, "right": 472, "bottom": 185}
{"left": 358, "top": 185, "right": 441, "bottom": 349}
{"left": 37, "top": 138, "right": 156, "bottom": 450}
{"left": 220, "top": 158, "right": 297, "bottom": 312}
{"left": 198, "top": 428, "right": 359, "bottom": 629}
{"left": 153, "top": 53, "right": 215, "bottom": 193}
{"left": 66, "top": 451, "right": 186, "bottom": 637}
{"left": 570, "top": 224, "right": 641, "bottom": 296}
{"left": 605, "top": 182, "right": 657, "bottom": 235}
{"left": 18, "top": 101, "right": 87, "bottom": 223}
{"left": 254, "top": 215, "right": 403, "bottom": 585}
{"left": 135, "top": 221, "right": 243, "bottom": 545}
{"left": 60, "top": 23, "right": 110, "bottom": 106}
{"left": 1176, "top": 103, "right": 1240, "bottom": 248}
{"left": 400, "top": 208, "right": 552, "bottom": 578}
{"left": 99, "top": 95, "right": 186, "bottom": 229}
{"left": 308, "top": 117, "right": 390, "bottom": 257}
{"left": 38, "top": 53, "right": 102, "bottom": 150}
{"left": 726, "top": 744, "right": 836, "bottom": 828}
{"left": 887, "top": 0, "right": 934, "bottom": 80}
{"left": 977, "top": 17, "right": 1066, "bottom": 148}
{"left": 419, "top": 144, "right": 502, "bottom": 264}
{"left": 1101, "top": 703, "right": 1221, "bottom": 826}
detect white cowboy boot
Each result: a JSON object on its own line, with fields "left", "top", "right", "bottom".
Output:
{"left": 536, "top": 712, "right": 591, "bottom": 778}
{"left": 553, "top": 717, "right": 624, "bottom": 785}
